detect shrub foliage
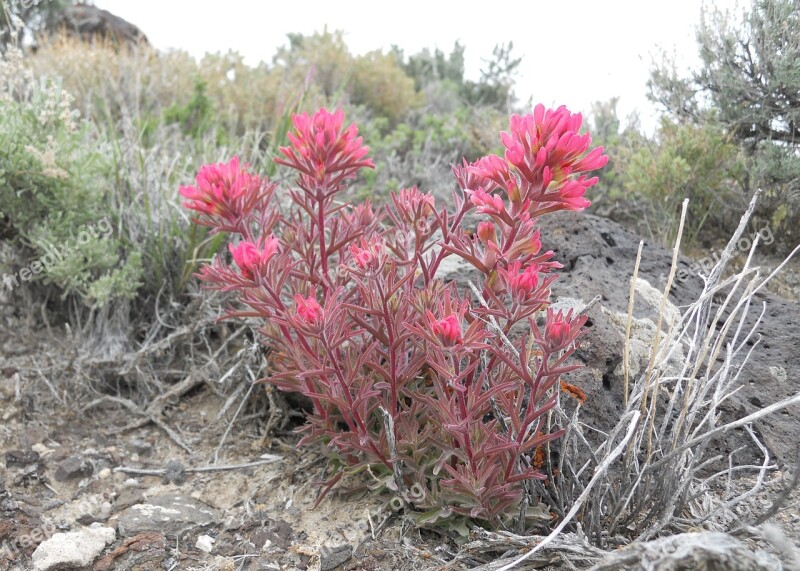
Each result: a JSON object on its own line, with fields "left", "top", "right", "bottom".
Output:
{"left": 182, "top": 106, "right": 607, "bottom": 526}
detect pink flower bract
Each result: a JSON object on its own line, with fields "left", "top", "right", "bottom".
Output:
{"left": 468, "top": 188, "right": 506, "bottom": 216}
{"left": 433, "top": 314, "right": 463, "bottom": 345}
{"left": 477, "top": 221, "right": 497, "bottom": 244}
{"left": 349, "top": 236, "right": 382, "bottom": 270}
{"left": 469, "top": 104, "right": 608, "bottom": 216}
{"left": 544, "top": 308, "right": 583, "bottom": 353}
{"left": 179, "top": 156, "right": 262, "bottom": 223}
{"left": 228, "top": 235, "right": 279, "bottom": 280}
{"left": 276, "top": 108, "right": 374, "bottom": 187}
{"left": 502, "top": 262, "right": 540, "bottom": 298}
{"left": 295, "top": 294, "right": 323, "bottom": 323}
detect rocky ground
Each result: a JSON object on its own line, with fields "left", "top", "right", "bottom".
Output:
{"left": 1, "top": 213, "right": 798, "bottom": 570}
{"left": 0, "top": 379, "right": 443, "bottom": 570}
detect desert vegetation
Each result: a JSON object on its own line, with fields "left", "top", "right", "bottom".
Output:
{"left": 0, "top": 0, "right": 799, "bottom": 570}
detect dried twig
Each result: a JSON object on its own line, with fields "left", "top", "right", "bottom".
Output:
{"left": 496, "top": 411, "right": 640, "bottom": 571}
{"left": 82, "top": 374, "right": 204, "bottom": 453}
{"left": 113, "top": 456, "right": 283, "bottom": 477}
{"left": 212, "top": 368, "right": 256, "bottom": 464}
{"left": 623, "top": 241, "right": 644, "bottom": 407}
{"left": 536, "top": 190, "right": 800, "bottom": 550}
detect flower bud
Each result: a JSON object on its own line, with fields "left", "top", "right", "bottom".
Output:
{"left": 477, "top": 221, "right": 497, "bottom": 244}
{"left": 544, "top": 309, "right": 575, "bottom": 352}
{"left": 295, "top": 294, "right": 323, "bottom": 323}
{"left": 228, "top": 235, "right": 279, "bottom": 279}
{"left": 509, "top": 265, "right": 539, "bottom": 297}
{"left": 433, "top": 314, "right": 463, "bottom": 346}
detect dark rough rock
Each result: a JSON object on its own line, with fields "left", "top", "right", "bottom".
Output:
{"left": 443, "top": 212, "right": 800, "bottom": 468}
{"left": 5, "top": 449, "right": 40, "bottom": 468}
{"left": 111, "top": 488, "right": 146, "bottom": 515}
{"left": 590, "top": 530, "right": 783, "bottom": 569}
{"left": 320, "top": 544, "right": 353, "bottom": 571}
{"left": 49, "top": 5, "right": 149, "bottom": 47}
{"left": 114, "top": 493, "right": 218, "bottom": 538}
{"left": 244, "top": 517, "right": 295, "bottom": 550}
{"left": 162, "top": 459, "right": 186, "bottom": 485}
{"left": 542, "top": 213, "right": 799, "bottom": 468}
{"left": 53, "top": 454, "right": 93, "bottom": 482}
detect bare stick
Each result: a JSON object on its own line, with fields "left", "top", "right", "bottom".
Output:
{"left": 647, "top": 392, "right": 800, "bottom": 474}
{"left": 114, "top": 457, "right": 283, "bottom": 477}
{"left": 496, "top": 411, "right": 640, "bottom": 571}
{"left": 644, "top": 198, "right": 687, "bottom": 460}
{"left": 380, "top": 406, "right": 408, "bottom": 500}
{"left": 623, "top": 241, "right": 644, "bottom": 407}
{"left": 212, "top": 381, "right": 255, "bottom": 464}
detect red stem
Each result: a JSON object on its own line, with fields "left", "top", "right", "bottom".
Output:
{"left": 316, "top": 186, "right": 330, "bottom": 296}
{"left": 320, "top": 332, "right": 391, "bottom": 469}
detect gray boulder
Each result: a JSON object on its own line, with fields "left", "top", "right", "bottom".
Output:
{"left": 49, "top": 5, "right": 148, "bottom": 47}
{"left": 444, "top": 212, "right": 799, "bottom": 468}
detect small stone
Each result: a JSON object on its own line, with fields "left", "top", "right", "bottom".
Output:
{"left": 112, "top": 488, "right": 145, "bottom": 514}
{"left": 115, "top": 493, "right": 219, "bottom": 538}
{"left": 76, "top": 513, "right": 100, "bottom": 526}
{"left": 5, "top": 449, "right": 40, "bottom": 468}
{"left": 128, "top": 438, "right": 153, "bottom": 457}
{"left": 162, "top": 459, "right": 186, "bottom": 484}
{"left": 99, "top": 502, "right": 112, "bottom": 519}
{"left": 98, "top": 468, "right": 112, "bottom": 479}
{"left": 54, "top": 455, "right": 93, "bottom": 482}
{"left": 319, "top": 544, "right": 352, "bottom": 571}
{"left": 195, "top": 534, "right": 215, "bottom": 553}
{"left": 124, "top": 478, "right": 139, "bottom": 488}
{"left": 32, "top": 524, "right": 115, "bottom": 571}
{"left": 31, "top": 443, "right": 52, "bottom": 456}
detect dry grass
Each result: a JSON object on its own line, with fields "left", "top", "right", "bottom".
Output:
{"left": 465, "top": 191, "right": 800, "bottom": 569}
{"left": 28, "top": 35, "right": 289, "bottom": 136}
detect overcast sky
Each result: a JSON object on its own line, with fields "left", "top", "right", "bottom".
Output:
{"left": 95, "top": 0, "right": 744, "bottom": 131}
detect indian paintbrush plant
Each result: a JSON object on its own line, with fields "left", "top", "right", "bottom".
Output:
{"left": 181, "top": 105, "right": 607, "bottom": 528}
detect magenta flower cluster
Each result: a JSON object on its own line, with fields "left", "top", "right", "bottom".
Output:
{"left": 180, "top": 105, "right": 607, "bottom": 524}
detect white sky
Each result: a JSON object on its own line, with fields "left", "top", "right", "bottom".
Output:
{"left": 96, "top": 0, "right": 744, "bottom": 131}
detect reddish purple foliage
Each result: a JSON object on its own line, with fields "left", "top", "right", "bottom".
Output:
{"left": 182, "top": 106, "right": 606, "bottom": 525}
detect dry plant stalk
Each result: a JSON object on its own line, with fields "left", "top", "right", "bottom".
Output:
{"left": 623, "top": 240, "right": 644, "bottom": 407}
{"left": 531, "top": 190, "right": 800, "bottom": 549}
